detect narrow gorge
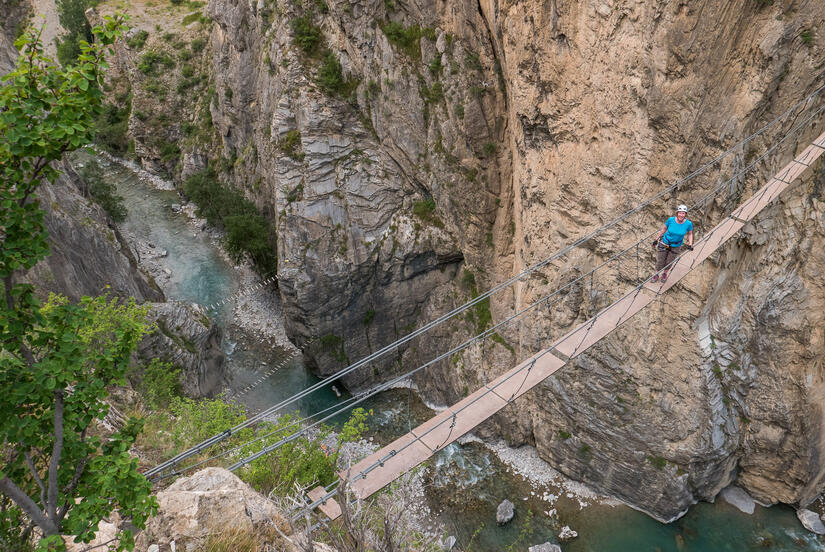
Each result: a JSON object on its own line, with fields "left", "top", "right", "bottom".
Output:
{"left": 4, "top": 0, "right": 825, "bottom": 550}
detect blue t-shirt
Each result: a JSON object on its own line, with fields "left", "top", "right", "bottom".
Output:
{"left": 662, "top": 217, "right": 693, "bottom": 247}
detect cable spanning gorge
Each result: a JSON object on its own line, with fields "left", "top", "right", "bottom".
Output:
{"left": 144, "top": 84, "right": 825, "bottom": 520}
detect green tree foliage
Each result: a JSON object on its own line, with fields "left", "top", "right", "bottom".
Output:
{"left": 55, "top": 0, "right": 98, "bottom": 66}
{"left": 317, "top": 50, "right": 344, "bottom": 93}
{"left": 80, "top": 158, "right": 128, "bottom": 221}
{"left": 94, "top": 96, "right": 132, "bottom": 155}
{"left": 224, "top": 214, "right": 278, "bottom": 275}
{"left": 130, "top": 359, "right": 182, "bottom": 411}
{"left": 291, "top": 16, "right": 322, "bottom": 56}
{"left": 0, "top": 16, "right": 158, "bottom": 551}
{"left": 183, "top": 168, "right": 277, "bottom": 275}
{"left": 240, "top": 408, "right": 370, "bottom": 497}
{"left": 379, "top": 22, "right": 435, "bottom": 61}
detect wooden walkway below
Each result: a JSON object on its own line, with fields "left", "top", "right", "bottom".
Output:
{"left": 311, "top": 130, "right": 825, "bottom": 520}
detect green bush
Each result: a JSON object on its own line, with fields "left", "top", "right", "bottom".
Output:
{"left": 420, "top": 80, "right": 443, "bottom": 105}
{"left": 184, "top": 168, "right": 248, "bottom": 223}
{"left": 240, "top": 408, "right": 370, "bottom": 497}
{"left": 801, "top": 30, "right": 814, "bottom": 44}
{"left": 94, "top": 98, "right": 131, "bottom": 155}
{"left": 132, "top": 359, "right": 182, "bottom": 410}
{"left": 80, "top": 159, "right": 128, "bottom": 222}
{"left": 292, "top": 16, "right": 322, "bottom": 56}
{"left": 317, "top": 51, "right": 344, "bottom": 93}
{"left": 428, "top": 55, "right": 442, "bottom": 75}
{"left": 127, "top": 30, "right": 149, "bottom": 50}
{"left": 224, "top": 214, "right": 277, "bottom": 275}
{"left": 138, "top": 51, "right": 175, "bottom": 75}
{"left": 184, "top": 168, "right": 277, "bottom": 274}
{"left": 55, "top": 0, "right": 97, "bottom": 65}
{"left": 279, "top": 129, "right": 305, "bottom": 160}
{"left": 412, "top": 197, "right": 444, "bottom": 228}
{"left": 140, "top": 396, "right": 249, "bottom": 459}
{"left": 379, "top": 21, "right": 434, "bottom": 61}
{"left": 182, "top": 12, "right": 201, "bottom": 25}
{"left": 648, "top": 455, "right": 667, "bottom": 470}
{"left": 191, "top": 37, "right": 207, "bottom": 52}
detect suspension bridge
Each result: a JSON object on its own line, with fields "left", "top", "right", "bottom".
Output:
{"left": 144, "top": 86, "right": 825, "bottom": 523}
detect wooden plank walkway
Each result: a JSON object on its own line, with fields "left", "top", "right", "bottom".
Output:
{"left": 318, "top": 130, "right": 825, "bottom": 519}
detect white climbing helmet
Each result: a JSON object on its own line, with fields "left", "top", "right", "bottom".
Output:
{"left": 676, "top": 204, "right": 689, "bottom": 213}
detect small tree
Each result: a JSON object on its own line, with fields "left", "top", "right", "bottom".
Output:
{"left": 0, "top": 15, "right": 158, "bottom": 551}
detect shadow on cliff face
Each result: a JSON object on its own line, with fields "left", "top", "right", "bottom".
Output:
{"left": 22, "top": 158, "right": 226, "bottom": 398}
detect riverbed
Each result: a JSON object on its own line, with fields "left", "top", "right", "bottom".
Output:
{"left": 99, "top": 152, "right": 825, "bottom": 551}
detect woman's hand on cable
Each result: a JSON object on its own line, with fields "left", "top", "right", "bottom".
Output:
{"left": 652, "top": 239, "right": 659, "bottom": 249}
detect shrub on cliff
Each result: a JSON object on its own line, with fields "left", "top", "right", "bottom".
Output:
{"left": 317, "top": 50, "right": 344, "bottom": 93}
{"left": 55, "top": 0, "right": 98, "bottom": 66}
{"left": 291, "top": 15, "right": 322, "bottom": 56}
{"left": 94, "top": 97, "right": 132, "bottom": 156}
{"left": 224, "top": 214, "right": 278, "bottom": 275}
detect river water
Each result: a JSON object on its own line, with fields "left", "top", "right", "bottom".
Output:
{"left": 100, "top": 153, "right": 824, "bottom": 551}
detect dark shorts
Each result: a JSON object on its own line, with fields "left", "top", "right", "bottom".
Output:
{"left": 656, "top": 245, "right": 681, "bottom": 272}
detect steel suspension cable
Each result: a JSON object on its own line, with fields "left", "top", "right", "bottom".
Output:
{"left": 223, "top": 100, "right": 825, "bottom": 477}
{"left": 146, "top": 84, "right": 825, "bottom": 478}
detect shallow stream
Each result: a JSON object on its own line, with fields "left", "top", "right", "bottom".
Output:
{"left": 102, "top": 154, "right": 824, "bottom": 551}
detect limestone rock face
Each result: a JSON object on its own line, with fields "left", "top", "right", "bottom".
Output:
{"left": 26, "top": 161, "right": 164, "bottom": 304}
{"left": 138, "top": 301, "right": 226, "bottom": 398}
{"left": 136, "top": 468, "right": 294, "bottom": 551}
{"left": 115, "top": 0, "right": 825, "bottom": 521}
{"left": 0, "top": 0, "right": 29, "bottom": 76}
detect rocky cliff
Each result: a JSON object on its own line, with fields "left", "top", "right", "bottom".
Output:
{"left": 0, "top": 0, "right": 29, "bottom": 75}
{"left": 108, "top": 0, "right": 825, "bottom": 521}
{"left": 20, "top": 157, "right": 227, "bottom": 398}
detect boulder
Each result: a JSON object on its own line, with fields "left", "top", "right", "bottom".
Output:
{"left": 64, "top": 519, "right": 118, "bottom": 552}
{"left": 496, "top": 499, "right": 515, "bottom": 525}
{"left": 719, "top": 485, "right": 756, "bottom": 515}
{"left": 797, "top": 509, "right": 825, "bottom": 534}
{"left": 136, "top": 468, "right": 293, "bottom": 551}
{"left": 558, "top": 526, "right": 578, "bottom": 541}
{"left": 440, "top": 535, "right": 457, "bottom": 550}
{"left": 529, "top": 544, "right": 562, "bottom": 552}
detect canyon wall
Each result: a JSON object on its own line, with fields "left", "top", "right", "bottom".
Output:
{"left": 111, "top": 0, "right": 825, "bottom": 520}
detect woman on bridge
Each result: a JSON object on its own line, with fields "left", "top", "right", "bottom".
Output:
{"left": 652, "top": 205, "right": 694, "bottom": 283}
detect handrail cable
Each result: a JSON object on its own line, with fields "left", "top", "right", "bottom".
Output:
{"left": 296, "top": 121, "right": 825, "bottom": 517}
{"left": 145, "top": 84, "right": 825, "bottom": 478}
{"left": 161, "top": 100, "right": 825, "bottom": 481}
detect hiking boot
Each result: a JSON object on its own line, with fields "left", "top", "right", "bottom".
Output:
{"left": 651, "top": 274, "right": 659, "bottom": 282}
{"left": 661, "top": 273, "right": 668, "bottom": 283}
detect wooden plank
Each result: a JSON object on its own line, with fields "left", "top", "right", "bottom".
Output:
{"left": 346, "top": 434, "right": 432, "bottom": 500}
{"left": 553, "top": 288, "right": 654, "bottom": 358}
{"left": 486, "top": 350, "right": 566, "bottom": 401}
{"left": 308, "top": 486, "right": 341, "bottom": 520}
